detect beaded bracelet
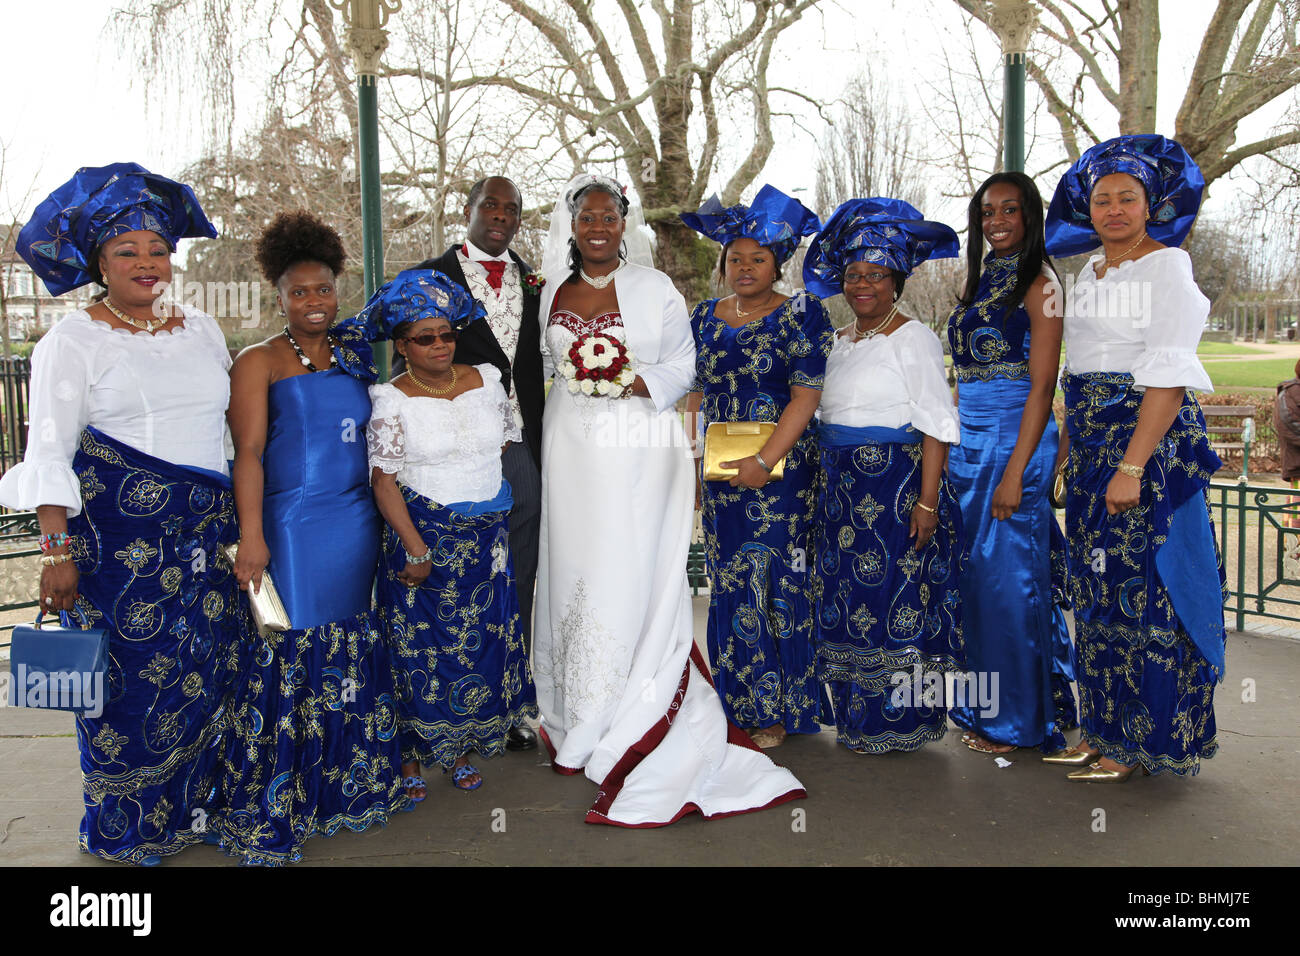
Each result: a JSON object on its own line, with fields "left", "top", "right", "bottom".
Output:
{"left": 39, "top": 532, "right": 70, "bottom": 553}
{"left": 405, "top": 547, "right": 433, "bottom": 565}
{"left": 41, "top": 553, "right": 73, "bottom": 566}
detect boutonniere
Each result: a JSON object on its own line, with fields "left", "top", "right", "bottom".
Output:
{"left": 523, "top": 272, "right": 546, "bottom": 296}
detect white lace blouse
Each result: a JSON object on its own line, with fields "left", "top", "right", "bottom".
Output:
{"left": 1064, "top": 246, "right": 1213, "bottom": 392}
{"left": 819, "top": 319, "right": 961, "bottom": 443}
{"left": 367, "top": 363, "right": 521, "bottom": 505}
{"left": 0, "top": 306, "right": 233, "bottom": 517}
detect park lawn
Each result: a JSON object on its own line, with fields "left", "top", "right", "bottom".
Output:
{"left": 1202, "top": 357, "right": 1298, "bottom": 389}
{"left": 1197, "top": 341, "right": 1269, "bottom": 355}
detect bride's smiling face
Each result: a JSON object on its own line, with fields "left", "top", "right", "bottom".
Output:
{"left": 573, "top": 190, "right": 625, "bottom": 269}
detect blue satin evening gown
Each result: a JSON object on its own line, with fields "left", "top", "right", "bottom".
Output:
{"left": 946, "top": 253, "right": 1078, "bottom": 752}
{"left": 218, "top": 346, "right": 408, "bottom": 866}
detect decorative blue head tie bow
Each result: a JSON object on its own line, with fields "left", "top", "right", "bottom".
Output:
{"left": 341, "top": 269, "right": 487, "bottom": 342}
{"left": 802, "top": 197, "right": 959, "bottom": 298}
{"left": 1045, "top": 134, "right": 1204, "bottom": 257}
{"left": 679, "top": 184, "right": 820, "bottom": 265}
{"left": 17, "top": 162, "right": 216, "bottom": 296}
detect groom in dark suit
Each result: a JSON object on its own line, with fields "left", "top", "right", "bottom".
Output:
{"left": 413, "top": 176, "right": 542, "bottom": 750}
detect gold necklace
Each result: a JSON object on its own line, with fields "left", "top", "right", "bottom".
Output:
{"left": 1105, "top": 231, "right": 1148, "bottom": 267}
{"left": 734, "top": 293, "right": 778, "bottom": 320}
{"left": 104, "top": 296, "right": 167, "bottom": 332}
{"left": 407, "top": 366, "right": 457, "bottom": 396}
{"left": 853, "top": 303, "right": 899, "bottom": 341}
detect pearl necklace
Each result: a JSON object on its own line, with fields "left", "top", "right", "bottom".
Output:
{"left": 283, "top": 327, "right": 337, "bottom": 372}
{"left": 580, "top": 261, "right": 623, "bottom": 289}
{"left": 852, "top": 303, "right": 899, "bottom": 341}
{"left": 407, "top": 367, "right": 457, "bottom": 396}
{"left": 104, "top": 297, "right": 168, "bottom": 332}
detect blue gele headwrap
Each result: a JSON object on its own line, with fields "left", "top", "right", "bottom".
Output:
{"left": 340, "top": 268, "right": 487, "bottom": 342}
{"left": 17, "top": 162, "right": 216, "bottom": 296}
{"left": 1045, "top": 134, "right": 1204, "bottom": 257}
{"left": 679, "top": 184, "right": 820, "bottom": 264}
{"left": 802, "top": 197, "right": 959, "bottom": 299}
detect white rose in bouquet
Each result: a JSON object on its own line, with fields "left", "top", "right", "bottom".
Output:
{"left": 567, "top": 379, "right": 580, "bottom": 394}
{"left": 596, "top": 379, "right": 611, "bottom": 395}
{"left": 580, "top": 378, "right": 596, "bottom": 395}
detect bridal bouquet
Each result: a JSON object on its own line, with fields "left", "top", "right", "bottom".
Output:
{"left": 561, "top": 331, "right": 636, "bottom": 398}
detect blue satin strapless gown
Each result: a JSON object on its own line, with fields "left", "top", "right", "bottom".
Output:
{"left": 218, "top": 365, "right": 408, "bottom": 866}
{"left": 945, "top": 254, "right": 1078, "bottom": 752}
{"left": 262, "top": 370, "right": 380, "bottom": 625}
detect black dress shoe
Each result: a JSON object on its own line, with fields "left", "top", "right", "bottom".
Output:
{"left": 505, "top": 726, "right": 537, "bottom": 751}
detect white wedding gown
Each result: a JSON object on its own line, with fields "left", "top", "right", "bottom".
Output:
{"left": 533, "top": 307, "right": 806, "bottom": 826}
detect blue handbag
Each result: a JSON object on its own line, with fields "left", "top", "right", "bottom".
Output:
{"left": 8, "top": 608, "right": 108, "bottom": 716}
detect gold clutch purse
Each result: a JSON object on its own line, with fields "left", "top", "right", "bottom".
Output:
{"left": 1050, "top": 462, "right": 1068, "bottom": 510}
{"left": 220, "top": 543, "right": 292, "bottom": 633}
{"left": 702, "top": 421, "right": 785, "bottom": 481}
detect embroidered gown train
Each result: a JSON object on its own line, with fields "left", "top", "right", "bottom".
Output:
{"left": 531, "top": 263, "right": 805, "bottom": 826}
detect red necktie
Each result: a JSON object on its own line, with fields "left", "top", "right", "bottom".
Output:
{"left": 478, "top": 260, "right": 506, "bottom": 291}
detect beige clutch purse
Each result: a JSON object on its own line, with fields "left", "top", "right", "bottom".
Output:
{"left": 220, "top": 543, "right": 292, "bottom": 633}
{"left": 702, "top": 421, "right": 785, "bottom": 481}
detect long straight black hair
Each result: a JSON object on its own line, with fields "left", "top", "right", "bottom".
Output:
{"left": 958, "top": 171, "right": 1058, "bottom": 310}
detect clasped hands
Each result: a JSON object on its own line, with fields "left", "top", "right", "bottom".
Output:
{"left": 722, "top": 456, "right": 772, "bottom": 489}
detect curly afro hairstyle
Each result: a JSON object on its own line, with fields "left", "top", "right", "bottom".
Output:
{"left": 254, "top": 210, "right": 347, "bottom": 286}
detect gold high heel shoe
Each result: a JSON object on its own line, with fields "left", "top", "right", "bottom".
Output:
{"left": 1042, "top": 745, "right": 1097, "bottom": 766}
{"left": 1066, "top": 761, "right": 1149, "bottom": 783}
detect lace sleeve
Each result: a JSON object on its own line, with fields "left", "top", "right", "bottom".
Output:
{"left": 501, "top": 389, "right": 522, "bottom": 444}
{"left": 366, "top": 385, "right": 405, "bottom": 475}
{"left": 479, "top": 364, "right": 522, "bottom": 444}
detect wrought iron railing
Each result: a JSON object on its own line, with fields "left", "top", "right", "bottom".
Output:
{"left": 1210, "top": 480, "right": 1300, "bottom": 632}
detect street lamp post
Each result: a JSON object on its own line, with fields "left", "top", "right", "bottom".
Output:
{"left": 989, "top": 0, "right": 1037, "bottom": 173}
{"left": 331, "top": 0, "right": 401, "bottom": 379}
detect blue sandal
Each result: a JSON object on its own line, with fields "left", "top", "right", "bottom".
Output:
{"left": 403, "top": 775, "right": 428, "bottom": 803}
{"left": 451, "top": 764, "right": 483, "bottom": 791}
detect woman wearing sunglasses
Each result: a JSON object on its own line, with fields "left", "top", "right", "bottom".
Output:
{"left": 221, "top": 211, "right": 409, "bottom": 865}
{"left": 359, "top": 269, "right": 536, "bottom": 795}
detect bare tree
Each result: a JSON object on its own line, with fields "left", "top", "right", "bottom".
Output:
{"left": 955, "top": 0, "right": 1300, "bottom": 188}
{"left": 814, "top": 67, "right": 929, "bottom": 215}
{"left": 383, "top": 0, "right": 831, "bottom": 297}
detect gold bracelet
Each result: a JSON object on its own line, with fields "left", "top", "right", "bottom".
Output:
{"left": 916, "top": 500, "right": 938, "bottom": 514}
{"left": 40, "top": 553, "right": 73, "bottom": 566}
{"left": 1116, "top": 461, "right": 1143, "bottom": 479}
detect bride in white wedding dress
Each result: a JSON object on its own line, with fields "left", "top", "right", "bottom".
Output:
{"left": 531, "top": 173, "right": 805, "bottom": 826}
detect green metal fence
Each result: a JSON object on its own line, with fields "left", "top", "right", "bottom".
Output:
{"left": 1210, "top": 480, "right": 1300, "bottom": 632}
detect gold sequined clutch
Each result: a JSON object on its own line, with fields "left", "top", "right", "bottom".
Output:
{"left": 220, "top": 543, "right": 292, "bottom": 633}
{"left": 702, "top": 422, "right": 785, "bottom": 481}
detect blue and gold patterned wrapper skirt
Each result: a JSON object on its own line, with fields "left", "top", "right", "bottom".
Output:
{"left": 67, "top": 427, "right": 251, "bottom": 863}
{"left": 700, "top": 428, "right": 828, "bottom": 734}
{"left": 215, "top": 607, "right": 409, "bottom": 866}
{"left": 813, "top": 425, "right": 966, "bottom": 753}
{"left": 1063, "top": 371, "right": 1227, "bottom": 775}
{"left": 376, "top": 482, "right": 537, "bottom": 769}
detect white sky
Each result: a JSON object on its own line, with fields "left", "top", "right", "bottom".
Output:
{"left": 0, "top": 0, "right": 1290, "bottom": 231}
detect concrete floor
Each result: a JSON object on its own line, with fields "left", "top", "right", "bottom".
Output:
{"left": 1, "top": 599, "right": 1297, "bottom": 868}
